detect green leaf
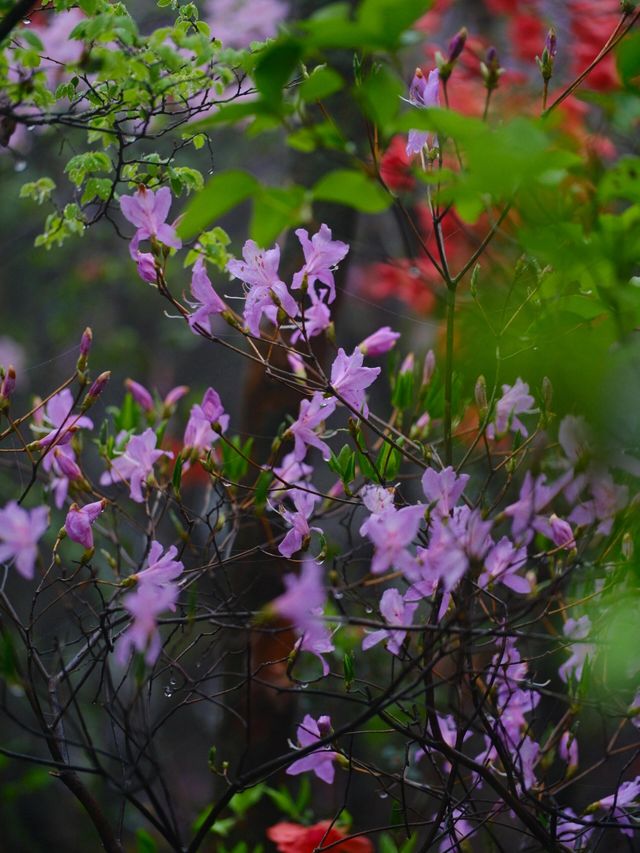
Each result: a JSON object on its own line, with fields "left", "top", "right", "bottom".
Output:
{"left": 178, "top": 170, "right": 258, "bottom": 240}
{"left": 313, "top": 169, "right": 390, "bottom": 213}
{"left": 254, "top": 39, "right": 303, "bottom": 105}
{"left": 617, "top": 31, "right": 640, "bottom": 88}
{"left": 229, "top": 784, "right": 266, "bottom": 817}
{"left": 298, "top": 67, "right": 343, "bottom": 102}
{"left": 599, "top": 156, "right": 640, "bottom": 204}
{"left": 356, "top": 0, "right": 433, "bottom": 47}
{"left": 357, "top": 64, "right": 403, "bottom": 131}
{"left": 136, "top": 829, "right": 158, "bottom": 853}
{"left": 172, "top": 454, "right": 183, "bottom": 495}
{"left": 250, "top": 185, "right": 307, "bottom": 246}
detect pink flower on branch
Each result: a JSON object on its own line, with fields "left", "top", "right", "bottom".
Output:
{"left": 119, "top": 186, "right": 182, "bottom": 258}
{"left": 405, "top": 67, "right": 440, "bottom": 157}
{"left": 291, "top": 225, "right": 349, "bottom": 304}
{"left": 287, "top": 392, "right": 336, "bottom": 462}
{"left": 187, "top": 258, "right": 226, "bottom": 335}
{"left": 286, "top": 714, "right": 338, "bottom": 784}
{"left": 183, "top": 387, "right": 229, "bottom": 454}
{"left": 64, "top": 500, "right": 106, "bottom": 550}
{"left": 362, "top": 588, "right": 418, "bottom": 656}
{"left": 330, "top": 347, "right": 380, "bottom": 417}
{"left": 100, "top": 428, "right": 172, "bottom": 503}
{"left": 115, "top": 581, "right": 179, "bottom": 666}
{"left": 358, "top": 326, "right": 400, "bottom": 357}
{"left": 0, "top": 501, "right": 49, "bottom": 580}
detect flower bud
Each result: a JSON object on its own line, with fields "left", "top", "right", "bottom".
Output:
{"left": 400, "top": 353, "right": 415, "bottom": 375}
{"left": 475, "top": 375, "right": 488, "bottom": 413}
{"left": 0, "top": 364, "right": 16, "bottom": 409}
{"left": 125, "top": 378, "right": 154, "bottom": 412}
{"left": 481, "top": 46, "right": 503, "bottom": 91}
{"left": 163, "top": 385, "right": 189, "bottom": 409}
{"left": 448, "top": 27, "right": 467, "bottom": 62}
{"left": 359, "top": 326, "right": 400, "bottom": 357}
{"left": 81, "top": 371, "right": 111, "bottom": 412}
{"left": 422, "top": 350, "right": 436, "bottom": 386}
{"left": 54, "top": 448, "right": 82, "bottom": 480}
{"left": 410, "top": 410, "right": 431, "bottom": 440}
{"left": 135, "top": 252, "right": 158, "bottom": 284}
{"left": 537, "top": 29, "right": 557, "bottom": 82}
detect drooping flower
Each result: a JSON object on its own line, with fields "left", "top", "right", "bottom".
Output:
{"left": 0, "top": 501, "right": 49, "bottom": 580}
{"left": 286, "top": 714, "right": 339, "bottom": 784}
{"left": 358, "top": 326, "right": 400, "bottom": 357}
{"left": 362, "top": 588, "right": 418, "bottom": 656}
{"left": 330, "top": 348, "right": 380, "bottom": 416}
{"left": 405, "top": 67, "right": 440, "bottom": 157}
{"left": 36, "top": 388, "right": 94, "bottom": 447}
{"left": 64, "top": 500, "right": 106, "bottom": 550}
{"left": 267, "top": 820, "right": 373, "bottom": 853}
{"left": 119, "top": 186, "right": 182, "bottom": 258}
{"left": 278, "top": 490, "right": 320, "bottom": 558}
{"left": 558, "top": 616, "right": 594, "bottom": 683}
{"left": 183, "top": 388, "right": 229, "bottom": 454}
{"left": 100, "top": 428, "right": 172, "bottom": 503}
{"left": 227, "top": 240, "right": 298, "bottom": 337}
{"left": 291, "top": 225, "right": 349, "bottom": 304}
{"left": 487, "top": 378, "right": 536, "bottom": 439}
{"left": 115, "top": 581, "right": 179, "bottom": 666}
{"left": 592, "top": 777, "right": 640, "bottom": 838}
{"left": 287, "top": 392, "right": 336, "bottom": 462}
{"left": 187, "top": 257, "right": 226, "bottom": 335}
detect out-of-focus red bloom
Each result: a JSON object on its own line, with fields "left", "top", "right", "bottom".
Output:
{"left": 267, "top": 821, "right": 373, "bottom": 853}
{"left": 380, "top": 136, "right": 415, "bottom": 191}
{"left": 364, "top": 259, "right": 438, "bottom": 314}
{"left": 509, "top": 13, "right": 545, "bottom": 61}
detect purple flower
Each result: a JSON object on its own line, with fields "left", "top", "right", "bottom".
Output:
{"left": 558, "top": 616, "right": 594, "bottom": 683}
{"left": 120, "top": 186, "right": 182, "bottom": 258}
{"left": 358, "top": 326, "right": 400, "bottom": 357}
{"left": 594, "top": 777, "right": 640, "bottom": 838}
{"left": 422, "top": 466, "right": 469, "bottom": 516}
{"left": 64, "top": 500, "right": 106, "bottom": 550}
{"left": 330, "top": 347, "right": 380, "bottom": 416}
{"left": 270, "top": 452, "right": 314, "bottom": 504}
{"left": 487, "top": 378, "right": 536, "bottom": 439}
{"left": 187, "top": 258, "right": 225, "bottom": 335}
{"left": 360, "top": 485, "right": 395, "bottom": 521}
{"left": 227, "top": 240, "right": 298, "bottom": 337}
{"left": 278, "top": 491, "right": 320, "bottom": 558}
{"left": 517, "top": 736, "right": 540, "bottom": 790}
{"left": 555, "top": 809, "right": 592, "bottom": 850}
{"left": 405, "top": 67, "right": 440, "bottom": 157}
{"left": 559, "top": 731, "right": 579, "bottom": 773}
{"left": 291, "top": 225, "right": 349, "bottom": 304}
{"left": 0, "top": 501, "right": 49, "bottom": 580}
{"left": 364, "top": 504, "right": 425, "bottom": 575}
{"left": 362, "top": 588, "right": 418, "bottom": 656}
{"left": 504, "top": 471, "right": 568, "bottom": 544}
{"left": 132, "top": 540, "right": 184, "bottom": 609}
{"left": 288, "top": 392, "right": 336, "bottom": 462}
{"left": 115, "top": 581, "right": 179, "bottom": 666}
{"left": 204, "top": 0, "right": 288, "bottom": 48}
{"left": 183, "top": 388, "right": 229, "bottom": 454}
{"left": 163, "top": 385, "right": 189, "bottom": 409}
{"left": 569, "top": 471, "right": 628, "bottom": 537}
{"left": 286, "top": 714, "right": 338, "bottom": 784}
{"left": 479, "top": 536, "right": 530, "bottom": 594}
{"left": 36, "top": 388, "right": 93, "bottom": 447}
{"left": 100, "top": 428, "right": 172, "bottom": 503}
{"left": 125, "top": 378, "right": 154, "bottom": 412}
{"left": 547, "top": 513, "right": 576, "bottom": 550}
{"left": 289, "top": 301, "right": 332, "bottom": 343}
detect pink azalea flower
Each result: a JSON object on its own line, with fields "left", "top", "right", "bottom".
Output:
{"left": 558, "top": 616, "right": 594, "bottom": 683}
{"left": 132, "top": 540, "right": 184, "bottom": 610}
{"left": 359, "top": 485, "right": 395, "bottom": 533}
{"left": 559, "top": 731, "right": 579, "bottom": 772}
{"left": 569, "top": 471, "right": 628, "bottom": 537}
{"left": 546, "top": 514, "right": 576, "bottom": 550}
{"left": 119, "top": 186, "right": 182, "bottom": 258}
{"left": 330, "top": 347, "right": 380, "bottom": 416}
{"left": 291, "top": 225, "right": 349, "bottom": 304}
{"left": 487, "top": 378, "right": 536, "bottom": 440}
{"left": 204, "top": 0, "right": 288, "bottom": 48}
{"left": 517, "top": 736, "right": 540, "bottom": 790}
{"left": 36, "top": 388, "right": 93, "bottom": 447}
{"left": 183, "top": 387, "right": 229, "bottom": 453}
{"left": 115, "top": 581, "right": 179, "bottom": 666}
{"left": 405, "top": 67, "right": 440, "bottom": 157}
{"left": 504, "top": 471, "right": 568, "bottom": 544}
{"left": 278, "top": 491, "right": 320, "bottom": 558}
{"left": 364, "top": 505, "right": 425, "bottom": 575}
{"left": 270, "top": 452, "right": 314, "bottom": 504}
{"left": 421, "top": 466, "right": 469, "bottom": 516}
{"left": 135, "top": 252, "right": 157, "bottom": 284}
{"left": 64, "top": 500, "right": 106, "bottom": 550}
{"left": 362, "top": 588, "right": 418, "bottom": 656}
{"left": 555, "top": 809, "right": 592, "bottom": 850}
{"left": 187, "top": 258, "right": 225, "bottom": 335}
{"left": 227, "top": 240, "right": 298, "bottom": 337}
{"left": 595, "top": 777, "right": 640, "bottom": 838}
{"left": 272, "top": 558, "right": 325, "bottom": 637}
{"left": 45, "top": 444, "right": 81, "bottom": 509}
{"left": 286, "top": 714, "right": 338, "bottom": 784}
{"left": 288, "top": 392, "right": 336, "bottom": 462}
{"left": 163, "top": 385, "right": 189, "bottom": 409}
{"left": 358, "top": 326, "right": 400, "bottom": 357}
{"left": 289, "top": 301, "right": 332, "bottom": 343}
{"left": 100, "top": 428, "right": 172, "bottom": 503}
{"left": 0, "top": 501, "right": 49, "bottom": 579}
{"left": 479, "top": 536, "right": 530, "bottom": 593}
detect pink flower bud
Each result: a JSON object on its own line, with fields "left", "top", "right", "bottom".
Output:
{"left": 81, "top": 371, "right": 111, "bottom": 411}
{"left": 1, "top": 364, "right": 16, "bottom": 400}
{"left": 549, "top": 514, "right": 576, "bottom": 550}
{"left": 80, "top": 327, "right": 92, "bottom": 358}
{"left": 136, "top": 252, "right": 158, "bottom": 284}
{"left": 545, "top": 28, "right": 557, "bottom": 59}
{"left": 359, "top": 326, "right": 400, "bottom": 357}
{"left": 400, "top": 353, "right": 415, "bottom": 375}
{"left": 53, "top": 448, "right": 82, "bottom": 480}
{"left": 422, "top": 350, "right": 436, "bottom": 386}
{"left": 125, "top": 378, "right": 154, "bottom": 412}
{"left": 163, "top": 385, "right": 189, "bottom": 408}
{"left": 448, "top": 27, "right": 467, "bottom": 62}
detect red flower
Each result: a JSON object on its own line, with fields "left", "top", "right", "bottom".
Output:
{"left": 380, "top": 136, "right": 415, "bottom": 192}
{"left": 267, "top": 821, "right": 373, "bottom": 853}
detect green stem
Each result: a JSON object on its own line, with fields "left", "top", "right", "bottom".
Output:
{"left": 444, "top": 283, "right": 456, "bottom": 466}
